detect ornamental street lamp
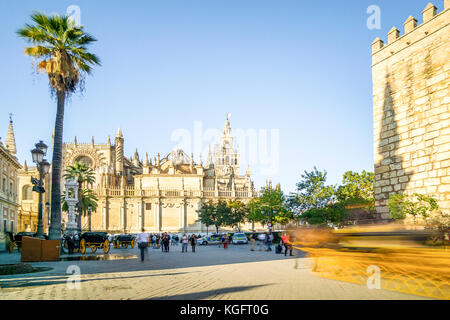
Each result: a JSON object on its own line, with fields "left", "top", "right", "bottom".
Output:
{"left": 31, "top": 140, "right": 50, "bottom": 238}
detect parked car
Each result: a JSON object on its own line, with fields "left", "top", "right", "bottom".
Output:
{"left": 197, "top": 234, "right": 222, "bottom": 245}
{"left": 232, "top": 232, "right": 248, "bottom": 244}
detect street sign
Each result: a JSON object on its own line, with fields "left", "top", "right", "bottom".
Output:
{"left": 267, "top": 222, "right": 272, "bottom": 228}
{"left": 31, "top": 176, "right": 40, "bottom": 185}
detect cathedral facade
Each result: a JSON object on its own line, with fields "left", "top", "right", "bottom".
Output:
{"left": 58, "top": 116, "right": 256, "bottom": 233}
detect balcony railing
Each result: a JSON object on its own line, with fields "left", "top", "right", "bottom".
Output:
{"left": 93, "top": 186, "right": 256, "bottom": 199}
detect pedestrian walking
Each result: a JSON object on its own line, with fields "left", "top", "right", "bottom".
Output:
{"left": 257, "top": 233, "right": 265, "bottom": 251}
{"left": 265, "top": 231, "right": 273, "bottom": 251}
{"left": 67, "top": 233, "right": 75, "bottom": 255}
{"left": 136, "top": 229, "right": 150, "bottom": 262}
{"left": 250, "top": 231, "right": 257, "bottom": 251}
{"left": 174, "top": 235, "right": 179, "bottom": 246}
{"left": 152, "top": 234, "right": 157, "bottom": 248}
{"left": 218, "top": 234, "right": 222, "bottom": 248}
{"left": 163, "top": 233, "right": 170, "bottom": 252}
{"left": 223, "top": 234, "right": 229, "bottom": 249}
{"left": 181, "top": 233, "right": 188, "bottom": 253}
{"left": 190, "top": 234, "right": 196, "bottom": 252}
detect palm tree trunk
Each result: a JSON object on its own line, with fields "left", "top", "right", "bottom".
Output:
{"left": 77, "top": 184, "right": 82, "bottom": 231}
{"left": 48, "top": 90, "right": 65, "bottom": 240}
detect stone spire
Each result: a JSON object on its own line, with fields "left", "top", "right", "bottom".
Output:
{"left": 222, "top": 113, "right": 233, "bottom": 148}
{"left": 144, "top": 152, "right": 149, "bottom": 166}
{"left": 23, "top": 160, "right": 28, "bottom": 172}
{"left": 5, "top": 115, "right": 16, "bottom": 155}
{"left": 116, "top": 126, "right": 123, "bottom": 138}
{"left": 206, "top": 145, "right": 213, "bottom": 167}
{"left": 74, "top": 136, "right": 77, "bottom": 145}
{"left": 190, "top": 152, "right": 194, "bottom": 172}
{"left": 107, "top": 135, "right": 111, "bottom": 146}
{"left": 246, "top": 165, "right": 251, "bottom": 176}
{"left": 133, "top": 148, "right": 140, "bottom": 166}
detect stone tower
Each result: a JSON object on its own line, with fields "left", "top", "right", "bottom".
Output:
{"left": 5, "top": 115, "right": 16, "bottom": 155}
{"left": 371, "top": 2, "right": 450, "bottom": 218}
{"left": 115, "top": 126, "right": 124, "bottom": 175}
{"left": 214, "top": 114, "right": 240, "bottom": 177}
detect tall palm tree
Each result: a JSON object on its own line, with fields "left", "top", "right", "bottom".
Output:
{"left": 17, "top": 12, "right": 100, "bottom": 240}
{"left": 63, "top": 161, "right": 96, "bottom": 230}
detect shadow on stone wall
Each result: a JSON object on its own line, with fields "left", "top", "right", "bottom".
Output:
{"left": 374, "top": 71, "right": 413, "bottom": 219}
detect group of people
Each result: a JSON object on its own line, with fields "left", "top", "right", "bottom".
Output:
{"left": 136, "top": 230, "right": 199, "bottom": 261}
{"left": 180, "top": 233, "right": 197, "bottom": 253}
{"left": 249, "top": 231, "right": 295, "bottom": 256}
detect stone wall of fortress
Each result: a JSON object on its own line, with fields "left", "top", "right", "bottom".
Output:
{"left": 372, "top": 2, "right": 449, "bottom": 218}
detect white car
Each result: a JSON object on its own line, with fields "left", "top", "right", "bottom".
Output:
{"left": 232, "top": 232, "right": 248, "bottom": 244}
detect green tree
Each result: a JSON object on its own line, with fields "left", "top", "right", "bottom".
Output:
{"left": 259, "top": 184, "right": 291, "bottom": 225}
{"left": 62, "top": 188, "right": 98, "bottom": 231}
{"left": 288, "top": 167, "right": 336, "bottom": 215}
{"left": 63, "top": 161, "right": 95, "bottom": 230}
{"left": 197, "top": 201, "right": 223, "bottom": 234}
{"left": 302, "top": 202, "right": 347, "bottom": 226}
{"left": 246, "top": 198, "right": 265, "bottom": 229}
{"left": 226, "top": 200, "right": 247, "bottom": 231}
{"left": 387, "top": 193, "right": 439, "bottom": 224}
{"left": 17, "top": 12, "right": 100, "bottom": 240}
{"left": 336, "top": 170, "right": 374, "bottom": 205}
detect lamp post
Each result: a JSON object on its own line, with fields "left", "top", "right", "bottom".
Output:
{"left": 31, "top": 140, "right": 50, "bottom": 238}
{"left": 46, "top": 202, "right": 50, "bottom": 233}
{"left": 261, "top": 208, "right": 276, "bottom": 231}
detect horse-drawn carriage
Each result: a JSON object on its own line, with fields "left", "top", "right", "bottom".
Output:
{"left": 7, "top": 232, "right": 35, "bottom": 253}
{"left": 113, "top": 234, "right": 136, "bottom": 249}
{"left": 63, "top": 232, "right": 110, "bottom": 254}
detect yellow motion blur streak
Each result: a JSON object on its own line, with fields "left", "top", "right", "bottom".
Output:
{"left": 292, "top": 225, "right": 450, "bottom": 300}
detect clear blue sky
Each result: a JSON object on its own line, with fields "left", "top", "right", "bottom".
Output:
{"left": 1, "top": 0, "right": 443, "bottom": 193}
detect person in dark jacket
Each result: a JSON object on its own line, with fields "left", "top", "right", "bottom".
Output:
{"left": 190, "top": 234, "right": 197, "bottom": 252}
{"left": 162, "top": 232, "right": 170, "bottom": 252}
{"left": 66, "top": 233, "right": 75, "bottom": 255}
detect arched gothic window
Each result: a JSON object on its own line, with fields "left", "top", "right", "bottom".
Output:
{"left": 22, "top": 185, "right": 33, "bottom": 200}
{"left": 75, "top": 156, "right": 93, "bottom": 167}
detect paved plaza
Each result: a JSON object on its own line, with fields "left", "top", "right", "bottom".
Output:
{"left": 0, "top": 244, "right": 427, "bottom": 300}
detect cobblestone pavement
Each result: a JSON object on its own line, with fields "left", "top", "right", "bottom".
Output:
{"left": 0, "top": 244, "right": 428, "bottom": 300}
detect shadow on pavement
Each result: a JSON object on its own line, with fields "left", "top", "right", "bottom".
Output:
{"left": 0, "top": 271, "right": 193, "bottom": 289}
{"left": 147, "top": 284, "right": 271, "bottom": 300}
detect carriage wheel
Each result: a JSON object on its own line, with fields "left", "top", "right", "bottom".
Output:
{"left": 80, "top": 239, "right": 86, "bottom": 254}
{"left": 124, "top": 243, "right": 128, "bottom": 248}
{"left": 131, "top": 240, "right": 135, "bottom": 249}
{"left": 91, "top": 245, "right": 97, "bottom": 253}
{"left": 115, "top": 240, "right": 119, "bottom": 249}
{"left": 103, "top": 240, "right": 110, "bottom": 254}
{"left": 9, "top": 241, "right": 14, "bottom": 253}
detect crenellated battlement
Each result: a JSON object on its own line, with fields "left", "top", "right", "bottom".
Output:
{"left": 372, "top": 2, "right": 450, "bottom": 65}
